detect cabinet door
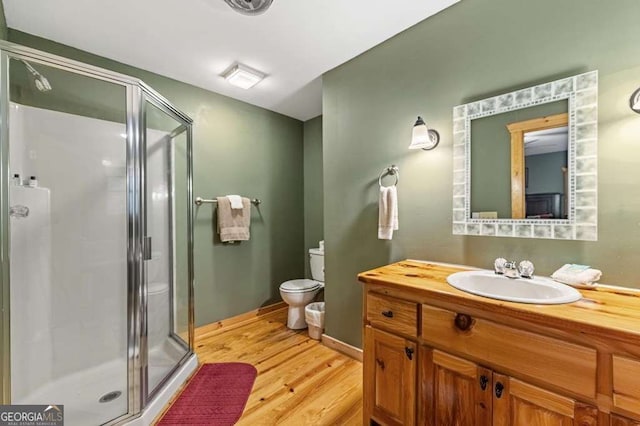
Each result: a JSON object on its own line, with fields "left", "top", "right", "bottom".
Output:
{"left": 612, "top": 415, "right": 640, "bottom": 426}
{"left": 492, "top": 373, "right": 598, "bottom": 426}
{"left": 364, "top": 326, "right": 416, "bottom": 425}
{"left": 420, "top": 348, "right": 492, "bottom": 426}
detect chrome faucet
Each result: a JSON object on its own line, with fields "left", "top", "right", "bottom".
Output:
{"left": 503, "top": 260, "right": 519, "bottom": 279}
{"left": 494, "top": 258, "right": 535, "bottom": 279}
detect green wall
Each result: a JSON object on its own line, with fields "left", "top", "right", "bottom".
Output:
{"left": 303, "top": 115, "right": 324, "bottom": 277}
{"left": 7, "top": 30, "right": 305, "bottom": 327}
{"left": 0, "top": 2, "right": 6, "bottom": 41}
{"left": 323, "top": 0, "right": 640, "bottom": 348}
{"left": 470, "top": 100, "right": 566, "bottom": 217}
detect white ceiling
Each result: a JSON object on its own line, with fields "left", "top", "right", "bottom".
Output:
{"left": 3, "top": 0, "right": 459, "bottom": 121}
{"left": 524, "top": 126, "right": 568, "bottom": 156}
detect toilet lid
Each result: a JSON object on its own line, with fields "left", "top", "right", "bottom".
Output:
{"left": 280, "top": 279, "right": 322, "bottom": 292}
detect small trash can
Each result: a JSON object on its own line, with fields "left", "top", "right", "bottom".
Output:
{"left": 305, "top": 302, "right": 325, "bottom": 340}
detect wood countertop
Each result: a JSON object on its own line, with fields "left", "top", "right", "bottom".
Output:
{"left": 358, "top": 260, "right": 640, "bottom": 345}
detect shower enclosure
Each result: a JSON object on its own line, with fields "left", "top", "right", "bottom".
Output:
{"left": 0, "top": 41, "right": 196, "bottom": 425}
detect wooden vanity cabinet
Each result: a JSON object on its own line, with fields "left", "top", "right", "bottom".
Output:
{"left": 364, "top": 326, "right": 417, "bottom": 425}
{"left": 361, "top": 261, "right": 640, "bottom": 426}
{"left": 363, "top": 292, "right": 419, "bottom": 424}
{"left": 421, "top": 348, "right": 597, "bottom": 426}
{"left": 421, "top": 348, "right": 492, "bottom": 426}
{"left": 612, "top": 415, "right": 640, "bottom": 426}
{"left": 363, "top": 291, "right": 599, "bottom": 425}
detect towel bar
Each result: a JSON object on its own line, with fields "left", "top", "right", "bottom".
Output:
{"left": 378, "top": 165, "right": 399, "bottom": 187}
{"left": 195, "top": 197, "right": 261, "bottom": 206}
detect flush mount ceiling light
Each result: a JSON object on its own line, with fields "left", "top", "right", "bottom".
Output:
{"left": 222, "top": 64, "right": 266, "bottom": 89}
{"left": 224, "top": 0, "right": 273, "bottom": 16}
{"left": 631, "top": 87, "right": 640, "bottom": 114}
{"left": 408, "top": 116, "right": 440, "bottom": 150}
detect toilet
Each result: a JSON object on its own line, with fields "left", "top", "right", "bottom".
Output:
{"left": 279, "top": 246, "right": 324, "bottom": 329}
{"left": 146, "top": 250, "right": 170, "bottom": 348}
{"left": 148, "top": 281, "right": 170, "bottom": 347}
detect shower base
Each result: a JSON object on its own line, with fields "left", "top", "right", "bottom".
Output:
{"left": 14, "top": 339, "right": 190, "bottom": 426}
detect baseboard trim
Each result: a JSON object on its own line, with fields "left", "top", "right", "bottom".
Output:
{"left": 321, "top": 334, "right": 363, "bottom": 362}
{"left": 197, "top": 301, "right": 287, "bottom": 335}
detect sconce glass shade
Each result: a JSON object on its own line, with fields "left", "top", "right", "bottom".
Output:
{"left": 631, "top": 87, "right": 640, "bottom": 114}
{"left": 409, "top": 116, "right": 440, "bottom": 150}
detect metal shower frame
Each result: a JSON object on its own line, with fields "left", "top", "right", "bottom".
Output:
{"left": 0, "top": 40, "right": 195, "bottom": 425}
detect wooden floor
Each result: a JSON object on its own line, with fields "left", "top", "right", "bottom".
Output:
{"left": 155, "top": 307, "right": 363, "bottom": 425}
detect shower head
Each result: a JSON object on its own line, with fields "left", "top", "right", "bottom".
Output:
{"left": 224, "top": 0, "right": 273, "bottom": 15}
{"left": 21, "top": 60, "right": 52, "bottom": 92}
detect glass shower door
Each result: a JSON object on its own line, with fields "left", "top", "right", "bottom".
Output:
{"left": 6, "top": 57, "right": 130, "bottom": 425}
{"left": 144, "top": 98, "right": 190, "bottom": 396}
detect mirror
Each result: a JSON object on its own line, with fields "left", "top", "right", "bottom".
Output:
{"left": 452, "top": 71, "right": 598, "bottom": 240}
{"left": 470, "top": 100, "right": 568, "bottom": 219}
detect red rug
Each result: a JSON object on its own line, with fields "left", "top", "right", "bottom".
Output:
{"left": 157, "top": 363, "right": 257, "bottom": 425}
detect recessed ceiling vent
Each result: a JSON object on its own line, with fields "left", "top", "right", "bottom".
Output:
{"left": 224, "top": 0, "right": 273, "bottom": 15}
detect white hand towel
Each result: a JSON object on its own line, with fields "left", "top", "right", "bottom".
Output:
{"left": 226, "top": 195, "right": 243, "bottom": 210}
{"left": 378, "top": 186, "right": 398, "bottom": 240}
{"left": 551, "top": 265, "right": 602, "bottom": 287}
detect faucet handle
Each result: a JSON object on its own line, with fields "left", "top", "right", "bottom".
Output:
{"left": 518, "top": 260, "right": 535, "bottom": 278}
{"left": 494, "top": 258, "right": 507, "bottom": 274}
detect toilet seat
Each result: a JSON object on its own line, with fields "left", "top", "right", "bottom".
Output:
{"left": 280, "top": 279, "right": 323, "bottom": 293}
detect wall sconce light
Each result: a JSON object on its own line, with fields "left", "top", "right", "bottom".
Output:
{"left": 408, "top": 116, "right": 440, "bottom": 150}
{"left": 631, "top": 87, "right": 640, "bottom": 114}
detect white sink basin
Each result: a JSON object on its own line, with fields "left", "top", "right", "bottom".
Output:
{"left": 446, "top": 270, "right": 582, "bottom": 304}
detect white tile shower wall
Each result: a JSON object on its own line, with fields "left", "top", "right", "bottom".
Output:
{"left": 9, "top": 104, "right": 168, "bottom": 394}
{"left": 15, "top": 105, "right": 128, "bottom": 381}
{"left": 9, "top": 185, "right": 52, "bottom": 400}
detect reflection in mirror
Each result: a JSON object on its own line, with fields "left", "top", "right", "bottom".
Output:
{"left": 452, "top": 71, "right": 598, "bottom": 241}
{"left": 517, "top": 115, "right": 568, "bottom": 219}
{"left": 470, "top": 100, "right": 568, "bottom": 219}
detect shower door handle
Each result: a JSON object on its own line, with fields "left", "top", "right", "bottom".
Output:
{"left": 143, "top": 236, "right": 152, "bottom": 260}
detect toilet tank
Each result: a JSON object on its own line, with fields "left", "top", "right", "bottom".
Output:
{"left": 309, "top": 248, "right": 324, "bottom": 282}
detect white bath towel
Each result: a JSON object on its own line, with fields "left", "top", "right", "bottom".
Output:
{"left": 216, "top": 196, "right": 251, "bottom": 242}
{"left": 226, "top": 195, "right": 243, "bottom": 210}
{"left": 378, "top": 186, "right": 398, "bottom": 240}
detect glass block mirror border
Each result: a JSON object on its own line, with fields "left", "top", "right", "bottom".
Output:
{"left": 452, "top": 71, "right": 598, "bottom": 241}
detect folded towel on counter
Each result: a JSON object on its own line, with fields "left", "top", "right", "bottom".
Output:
{"left": 551, "top": 264, "right": 602, "bottom": 287}
{"left": 216, "top": 196, "right": 251, "bottom": 242}
{"left": 226, "top": 195, "right": 244, "bottom": 210}
{"left": 378, "top": 186, "right": 398, "bottom": 240}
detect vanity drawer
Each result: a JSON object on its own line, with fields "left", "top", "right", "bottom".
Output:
{"left": 613, "top": 355, "right": 640, "bottom": 413}
{"left": 366, "top": 293, "right": 417, "bottom": 337}
{"left": 421, "top": 304, "right": 597, "bottom": 399}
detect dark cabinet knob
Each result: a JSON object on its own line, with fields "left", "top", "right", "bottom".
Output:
{"left": 479, "top": 375, "right": 489, "bottom": 391}
{"left": 454, "top": 313, "right": 473, "bottom": 331}
{"left": 376, "top": 358, "right": 385, "bottom": 370}
{"left": 495, "top": 382, "right": 504, "bottom": 398}
{"left": 405, "top": 347, "right": 414, "bottom": 360}
{"left": 381, "top": 310, "right": 394, "bottom": 318}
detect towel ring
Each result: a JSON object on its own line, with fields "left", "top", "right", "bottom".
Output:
{"left": 378, "top": 165, "right": 399, "bottom": 187}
